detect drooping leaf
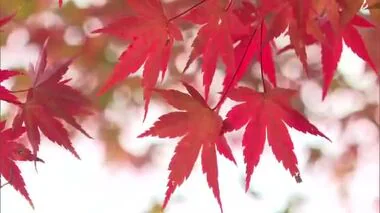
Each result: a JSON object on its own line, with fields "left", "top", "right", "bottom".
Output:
{"left": 259, "top": 0, "right": 316, "bottom": 72}
{"left": 12, "top": 40, "right": 92, "bottom": 159}
{"left": 224, "top": 86, "right": 329, "bottom": 190}
{"left": 138, "top": 83, "right": 235, "bottom": 212}
{"left": 321, "top": 15, "right": 377, "bottom": 98}
{"left": 223, "top": 2, "right": 277, "bottom": 95}
{"left": 320, "top": 23, "right": 343, "bottom": 98}
{"left": 94, "top": 0, "right": 183, "bottom": 118}
{"left": 0, "top": 70, "right": 21, "bottom": 104}
{"left": 183, "top": 0, "right": 247, "bottom": 100}
{"left": 278, "top": 14, "right": 377, "bottom": 98}
{"left": 0, "top": 121, "right": 43, "bottom": 208}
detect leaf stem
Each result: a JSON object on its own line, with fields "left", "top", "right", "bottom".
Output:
{"left": 167, "top": 0, "right": 207, "bottom": 22}
{"left": 10, "top": 88, "right": 30, "bottom": 93}
{"left": 224, "top": 0, "right": 233, "bottom": 11}
{"left": 213, "top": 26, "right": 259, "bottom": 110}
{"left": 0, "top": 182, "right": 10, "bottom": 188}
{"left": 259, "top": 20, "right": 267, "bottom": 93}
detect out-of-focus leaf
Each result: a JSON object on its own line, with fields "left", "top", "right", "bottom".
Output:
{"left": 368, "top": 3, "right": 380, "bottom": 9}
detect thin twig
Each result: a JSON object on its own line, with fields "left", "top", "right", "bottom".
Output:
{"left": 0, "top": 167, "right": 13, "bottom": 189}
{"left": 0, "top": 182, "right": 10, "bottom": 188}
{"left": 213, "top": 27, "right": 259, "bottom": 110}
{"left": 10, "top": 88, "right": 30, "bottom": 93}
{"left": 259, "top": 20, "right": 267, "bottom": 93}
{"left": 167, "top": 0, "right": 207, "bottom": 22}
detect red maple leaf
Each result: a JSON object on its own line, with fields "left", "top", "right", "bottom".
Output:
{"left": 278, "top": 14, "right": 377, "bottom": 98}
{"left": 183, "top": 0, "right": 247, "bottom": 100}
{"left": 138, "top": 82, "right": 235, "bottom": 212}
{"left": 259, "top": 0, "right": 315, "bottom": 72}
{"left": 94, "top": 0, "right": 183, "bottom": 118}
{"left": 12, "top": 40, "right": 92, "bottom": 159}
{"left": 0, "top": 13, "right": 15, "bottom": 29}
{"left": 320, "top": 15, "right": 377, "bottom": 97}
{"left": 0, "top": 70, "right": 21, "bottom": 104}
{"left": 0, "top": 121, "right": 43, "bottom": 208}
{"left": 223, "top": 86, "right": 329, "bottom": 190}
{"left": 223, "top": 2, "right": 277, "bottom": 94}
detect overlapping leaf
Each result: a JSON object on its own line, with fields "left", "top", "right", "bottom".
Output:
{"left": 0, "top": 70, "right": 21, "bottom": 104}
{"left": 260, "top": 0, "right": 316, "bottom": 72}
{"left": 223, "top": 86, "right": 329, "bottom": 190}
{"left": 183, "top": 0, "right": 247, "bottom": 99}
{"left": 3, "top": 0, "right": 372, "bottom": 211}
{"left": 0, "top": 121, "right": 43, "bottom": 208}
{"left": 139, "top": 83, "right": 235, "bottom": 212}
{"left": 13, "top": 40, "right": 92, "bottom": 159}
{"left": 320, "top": 15, "right": 377, "bottom": 97}
{"left": 223, "top": 2, "right": 276, "bottom": 94}
{"left": 94, "top": 0, "right": 183, "bottom": 118}
{"left": 279, "top": 14, "right": 377, "bottom": 98}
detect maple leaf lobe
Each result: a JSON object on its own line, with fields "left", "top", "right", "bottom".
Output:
{"left": 0, "top": 121, "right": 42, "bottom": 208}
{"left": 0, "top": 70, "right": 22, "bottom": 104}
{"left": 95, "top": 0, "right": 183, "bottom": 118}
{"left": 139, "top": 83, "right": 235, "bottom": 212}
{"left": 225, "top": 86, "right": 329, "bottom": 189}
{"left": 13, "top": 40, "right": 92, "bottom": 160}
{"left": 183, "top": 0, "right": 248, "bottom": 100}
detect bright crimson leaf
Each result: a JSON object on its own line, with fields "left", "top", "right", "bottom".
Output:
{"left": 223, "top": 2, "right": 277, "bottom": 94}
{"left": 12, "top": 40, "right": 92, "bottom": 159}
{"left": 183, "top": 0, "right": 247, "bottom": 100}
{"left": 0, "top": 70, "right": 21, "bottom": 104}
{"left": 224, "top": 86, "right": 329, "bottom": 190}
{"left": 259, "top": 0, "right": 315, "bottom": 72}
{"left": 138, "top": 82, "right": 235, "bottom": 212}
{"left": 0, "top": 121, "right": 43, "bottom": 208}
{"left": 94, "top": 0, "right": 183, "bottom": 118}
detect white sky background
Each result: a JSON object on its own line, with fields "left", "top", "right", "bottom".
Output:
{"left": 1, "top": 4, "right": 379, "bottom": 213}
{"left": 0, "top": 128, "right": 332, "bottom": 213}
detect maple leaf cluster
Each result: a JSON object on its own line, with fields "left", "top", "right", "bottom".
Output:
{"left": 1, "top": 17, "right": 92, "bottom": 207}
{"left": 93, "top": 0, "right": 377, "bottom": 210}
{"left": 0, "top": 0, "right": 378, "bottom": 211}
